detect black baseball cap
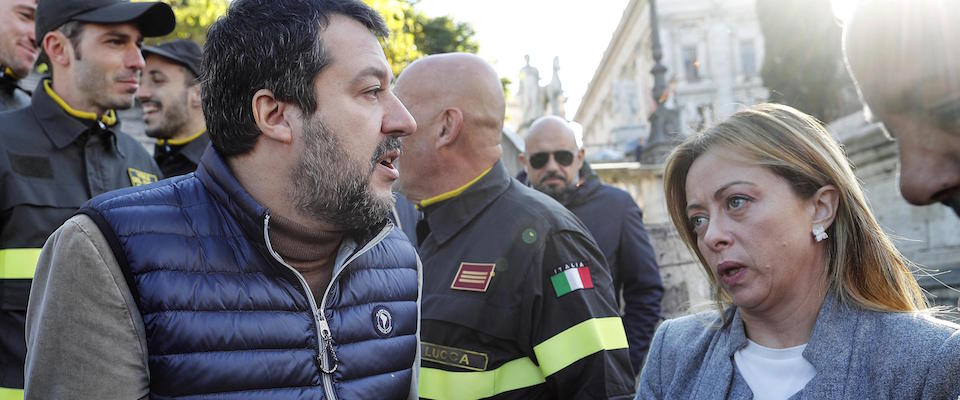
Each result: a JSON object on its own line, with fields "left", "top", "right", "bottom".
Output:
{"left": 36, "top": 0, "right": 176, "bottom": 43}
{"left": 143, "top": 39, "right": 202, "bottom": 78}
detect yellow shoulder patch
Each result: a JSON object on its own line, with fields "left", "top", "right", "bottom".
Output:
{"left": 128, "top": 168, "right": 158, "bottom": 187}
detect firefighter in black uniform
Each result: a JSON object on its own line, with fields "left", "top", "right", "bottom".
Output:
{"left": 0, "top": 0, "right": 174, "bottom": 397}
{"left": 395, "top": 53, "right": 635, "bottom": 399}
{"left": 137, "top": 39, "right": 209, "bottom": 177}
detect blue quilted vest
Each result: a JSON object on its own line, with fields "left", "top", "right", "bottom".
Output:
{"left": 80, "top": 148, "right": 420, "bottom": 399}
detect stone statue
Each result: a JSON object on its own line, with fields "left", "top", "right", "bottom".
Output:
{"left": 518, "top": 55, "right": 568, "bottom": 131}
{"left": 546, "top": 56, "right": 566, "bottom": 117}
{"left": 518, "top": 55, "right": 544, "bottom": 129}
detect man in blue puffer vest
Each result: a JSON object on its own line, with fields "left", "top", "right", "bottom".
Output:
{"left": 23, "top": 1, "right": 421, "bottom": 399}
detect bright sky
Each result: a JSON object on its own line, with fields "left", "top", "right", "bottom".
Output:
{"left": 830, "top": 0, "right": 859, "bottom": 25}
{"left": 416, "top": 0, "right": 631, "bottom": 120}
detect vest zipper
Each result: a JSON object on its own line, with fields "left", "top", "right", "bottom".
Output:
{"left": 262, "top": 215, "right": 394, "bottom": 399}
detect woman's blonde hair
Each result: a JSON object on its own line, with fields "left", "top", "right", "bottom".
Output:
{"left": 664, "top": 103, "right": 928, "bottom": 313}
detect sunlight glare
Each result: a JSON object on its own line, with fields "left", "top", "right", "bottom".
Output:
{"left": 831, "top": 0, "right": 859, "bottom": 25}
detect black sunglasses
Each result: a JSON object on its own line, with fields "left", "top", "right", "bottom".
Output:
{"left": 528, "top": 150, "right": 575, "bottom": 169}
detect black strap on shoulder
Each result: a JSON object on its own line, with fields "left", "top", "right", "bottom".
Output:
{"left": 76, "top": 207, "right": 142, "bottom": 312}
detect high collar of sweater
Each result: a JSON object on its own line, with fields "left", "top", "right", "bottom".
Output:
{"left": 269, "top": 212, "right": 344, "bottom": 265}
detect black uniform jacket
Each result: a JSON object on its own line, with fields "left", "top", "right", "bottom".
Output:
{"left": 561, "top": 163, "right": 663, "bottom": 372}
{"left": 416, "top": 161, "right": 635, "bottom": 400}
{"left": 153, "top": 130, "right": 209, "bottom": 178}
{"left": 0, "top": 72, "right": 29, "bottom": 113}
{"left": 0, "top": 80, "right": 161, "bottom": 390}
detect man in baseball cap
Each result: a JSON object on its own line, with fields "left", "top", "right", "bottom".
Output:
{"left": 35, "top": 0, "right": 174, "bottom": 41}
{"left": 137, "top": 39, "right": 208, "bottom": 177}
{"left": 0, "top": 1, "right": 173, "bottom": 398}
{"left": 0, "top": 0, "right": 39, "bottom": 112}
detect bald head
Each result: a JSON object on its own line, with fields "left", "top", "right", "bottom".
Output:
{"left": 396, "top": 53, "right": 505, "bottom": 141}
{"left": 393, "top": 53, "right": 507, "bottom": 201}
{"left": 521, "top": 116, "right": 585, "bottom": 200}
{"left": 526, "top": 116, "right": 577, "bottom": 146}
{"left": 844, "top": 0, "right": 960, "bottom": 100}
{"left": 843, "top": 0, "right": 960, "bottom": 216}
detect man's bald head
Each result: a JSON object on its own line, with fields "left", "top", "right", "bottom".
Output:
{"left": 393, "top": 53, "right": 507, "bottom": 201}
{"left": 521, "top": 116, "right": 585, "bottom": 200}
{"left": 396, "top": 52, "right": 505, "bottom": 140}
{"left": 526, "top": 116, "right": 578, "bottom": 146}
{"left": 844, "top": 1, "right": 960, "bottom": 105}
{"left": 843, "top": 0, "right": 960, "bottom": 217}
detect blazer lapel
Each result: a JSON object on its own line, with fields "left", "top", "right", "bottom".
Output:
{"left": 798, "top": 293, "right": 857, "bottom": 399}
{"left": 691, "top": 307, "right": 748, "bottom": 399}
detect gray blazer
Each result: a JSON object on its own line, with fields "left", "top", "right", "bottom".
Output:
{"left": 636, "top": 292, "right": 960, "bottom": 399}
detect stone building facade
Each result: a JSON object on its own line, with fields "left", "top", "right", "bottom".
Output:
{"left": 575, "top": 0, "right": 768, "bottom": 162}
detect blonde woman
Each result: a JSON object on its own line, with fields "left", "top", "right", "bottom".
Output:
{"left": 636, "top": 103, "right": 960, "bottom": 399}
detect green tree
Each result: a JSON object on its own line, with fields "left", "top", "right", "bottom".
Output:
{"left": 756, "top": 0, "right": 860, "bottom": 123}
{"left": 142, "top": 0, "right": 229, "bottom": 45}
{"left": 366, "top": 0, "right": 422, "bottom": 77}
{"left": 414, "top": 15, "right": 479, "bottom": 55}
{"left": 364, "top": 0, "right": 479, "bottom": 76}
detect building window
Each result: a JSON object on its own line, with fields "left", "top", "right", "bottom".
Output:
{"left": 682, "top": 46, "right": 700, "bottom": 82}
{"left": 740, "top": 39, "right": 757, "bottom": 78}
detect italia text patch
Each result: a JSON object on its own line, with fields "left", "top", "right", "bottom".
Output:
{"left": 450, "top": 262, "right": 495, "bottom": 292}
{"left": 421, "top": 342, "right": 488, "bottom": 371}
{"left": 550, "top": 261, "right": 594, "bottom": 297}
{"left": 128, "top": 168, "right": 158, "bottom": 187}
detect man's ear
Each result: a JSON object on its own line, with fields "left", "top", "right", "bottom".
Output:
{"left": 187, "top": 84, "right": 202, "bottom": 110}
{"left": 518, "top": 152, "right": 529, "bottom": 171}
{"left": 43, "top": 32, "right": 71, "bottom": 68}
{"left": 811, "top": 184, "right": 839, "bottom": 229}
{"left": 252, "top": 88, "right": 293, "bottom": 144}
{"left": 435, "top": 107, "right": 463, "bottom": 149}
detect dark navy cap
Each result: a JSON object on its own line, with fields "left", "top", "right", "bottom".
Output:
{"left": 36, "top": 0, "right": 176, "bottom": 43}
{"left": 143, "top": 39, "right": 202, "bottom": 78}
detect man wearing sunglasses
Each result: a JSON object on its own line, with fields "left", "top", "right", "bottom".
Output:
{"left": 521, "top": 115, "right": 663, "bottom": 374}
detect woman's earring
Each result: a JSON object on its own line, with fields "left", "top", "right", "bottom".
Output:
{"left": 813, "top": 225, "right": 828, "bottom": 242}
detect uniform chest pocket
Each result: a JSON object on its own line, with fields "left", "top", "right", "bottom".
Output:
{"left": 2, "top": 173, "right": 88, "bottom": 209}
{"left": 422, "top": 291, "right": 522, "bottom": 341}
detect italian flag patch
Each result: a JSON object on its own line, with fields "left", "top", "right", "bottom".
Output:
{"left": 550, "top": 263, "right": 594, "bottom": 297}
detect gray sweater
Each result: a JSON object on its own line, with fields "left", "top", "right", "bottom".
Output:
{"left": 637, "top": 292, "right": 960, "bottom": 399}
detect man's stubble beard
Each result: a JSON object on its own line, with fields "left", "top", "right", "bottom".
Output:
{"left": 533, "top": 171, "right": 577, "bottom": 202}
{"left": 73, "top": 55, "right": 137, "bottom": 111}
{"left": 144, "top": 91, "right": 190, "bottom": 139}
{"left": 0, "top": 40, "right": 29, "bottom": 78}
{"left": 291, "top": 114, "right": 398, "bottom": 231}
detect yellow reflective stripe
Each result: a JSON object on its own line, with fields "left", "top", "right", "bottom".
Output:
{"left": 533, "top": 317, "right": 628, "bottom": 377}
{"left": 416, "top": 166, "right": 493, "bottom": 209}
{"left": 43, "top": 80, "right": 117, "bottom": 126}
{"left": 0, "top": 248, "right": 42, "bottom": 279}
{"left": 0, "top": 387, "right": 23, "bottom": 400}
{"left": 157, "top": 129, "right": 206, "bottom": 146}
{"left": 419, "top": 357, "right": 545, "bottom": 400}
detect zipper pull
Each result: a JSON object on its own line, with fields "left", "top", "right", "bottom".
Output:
{"left": 317, "top": 317, "right": 339, "bottom": 374}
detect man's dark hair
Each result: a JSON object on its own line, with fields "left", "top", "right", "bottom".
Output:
{"left": 201, "top": 0, "right": 389, "bottom": 157}
{"left": 58, "top": 21, "right": 86, "bottom": 59}
{"left": 38, "top": 21, "right": 86, "bottom": 77}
